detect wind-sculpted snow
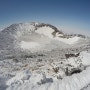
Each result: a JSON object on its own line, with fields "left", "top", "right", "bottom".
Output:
{"left": 6, "top": 66, "right": 90, "bottom": 90}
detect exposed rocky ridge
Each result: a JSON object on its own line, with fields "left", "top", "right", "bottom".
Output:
{"left": 2, "top": 22, "right": 86, "bottom": 38}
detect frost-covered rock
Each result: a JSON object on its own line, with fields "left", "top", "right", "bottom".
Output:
{"left": 6, "top": 67, "right": 90, "bottom": 90}
{"left": 6, "top": 70, "right": 31, "bottom": 85}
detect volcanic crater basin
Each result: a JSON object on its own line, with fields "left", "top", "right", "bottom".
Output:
{"left": 0, "top": 22, "right": 90, "bottom": 90}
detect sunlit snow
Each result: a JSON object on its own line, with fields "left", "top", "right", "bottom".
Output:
{"left": 20, "top": 41, "right": 40, "bottom": 49}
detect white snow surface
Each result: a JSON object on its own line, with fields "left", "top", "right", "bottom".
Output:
{"left": 54, "top": 36, "right": 80, "bottom": 44}
{"left": 20, "top": 41, "right": 40, "bottom": 50}
{"left": 6, "top": 67, "right": 90, "bottom": 90}
{"left": 79, "top": 51, "right": 90, "bottom": 66}
{"left": 35, "top": 26, "right": 80, "bottom": 44}
{"left": 35, "top": 26, "right": 54, "bottom": 38}
{"left": 36, "top": 27, "right": 80, "bottom": 45}
{"left": 5, "top": 51, "right": 90, "bottom": 90}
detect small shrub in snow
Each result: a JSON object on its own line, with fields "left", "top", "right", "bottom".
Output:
{"left": 13, "top": 58, "right": 19, "bottom": 63}
{"left": 65, "top": 53, "right": 80, "bottom": 59}
{"left": 37, "top": 59, "right": 42, "bottom": 62}
{"left": 53, "top": 67, "right": 59, "bottom": 73}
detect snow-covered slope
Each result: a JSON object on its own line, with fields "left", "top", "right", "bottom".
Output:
{"left": 6, "top": 66, "right": 90, "bottom": 90}
{"left": 0, "top": 22, "right": 90, "bottom": 90}
{"left": 0, "top": 22, "right": 87, "bottom": 52}
{"left": 4, "top": 51, "right": 90, "bottom": 90}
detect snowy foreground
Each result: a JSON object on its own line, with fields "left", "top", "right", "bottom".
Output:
{"left": 0, "top": 22, "right": 90, "bottom": 90}
{"left": 6, "top": 67, "right": 90, "bottom": 90}
{"left": 1, "top": 51, "right": 89, "bottom": 90}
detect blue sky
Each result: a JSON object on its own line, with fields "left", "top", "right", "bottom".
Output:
{"left": 0, "top": 0, "right": 90, "bottom": 36}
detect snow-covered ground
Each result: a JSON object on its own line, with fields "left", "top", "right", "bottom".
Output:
{"left": 54, "top": 36, "right": 80, "bottom": 44}
{"left": 0, "top": 50, "right": 90, "bottom": 90}
{"left": 35, "top": 26, "right": 54, "bottom": 38}
{"left": 35, "top": 26, "right": 80, "bottom": 44}
{"left": 0, "top": 22, "right": 90, "bottom": 90}
{"left": 6, "top": 66, "right": 90, "bottom": 90}
{"left": 4, "top": 51, "right": 90, "bottom": 90}
{"left": 20, "top": 41, "right": 40, "bottom": 50}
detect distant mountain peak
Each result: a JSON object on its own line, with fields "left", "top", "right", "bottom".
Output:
{"left": 0, "top": 22, "right": 89, "bottom": 52}
{"left": 2, "top": 22, "right": 63, "bottom": 37}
